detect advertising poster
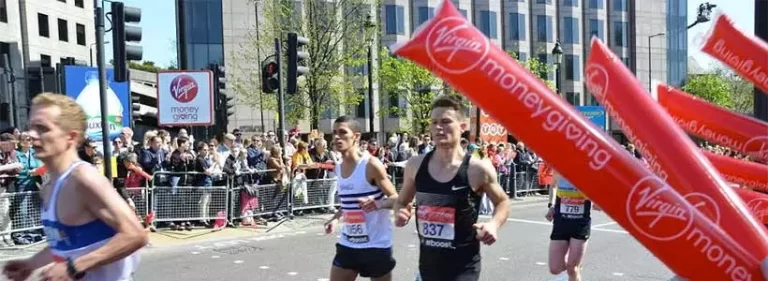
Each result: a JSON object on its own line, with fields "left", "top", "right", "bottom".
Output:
{"left": 64, "top": 66, "right": 130, "bottom": 155}
{"left": 576, "top": 106, "right": 608, "bottom": 131}
{"left": 470, "top": 108, "right": 508, "bottom": 144}
{"left": 156, "top": 70, "right": 214, "bottom": 127}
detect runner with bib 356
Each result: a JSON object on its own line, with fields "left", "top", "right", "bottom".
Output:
{"left": 323, "top": 116, "right": 399, "bottom": 281}
{"left": 545, "top": 170, "right": 600, "bottom": 281}
{"left": 394, "top": 95, "right": 510, "bottom": 281}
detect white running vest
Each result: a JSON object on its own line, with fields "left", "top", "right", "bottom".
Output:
{"left": 41, "top": 161, "right": 140, "bottom": 281}
{"left": 335, "top": 153, "right": 393, "bottom": 249}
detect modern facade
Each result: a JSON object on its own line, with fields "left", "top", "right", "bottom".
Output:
{"left": 0, "top": 0, "right": 94, "bottom": 129}
{"left": 175, "top": 0, "right": 686, "bottom": 135}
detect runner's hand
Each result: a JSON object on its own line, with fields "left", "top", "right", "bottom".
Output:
{"left": 358, "top": 196, "right": 379, "bottom": 212}
{"left": 40, "top": 261, "right": 73, "bottom": 281}
{"left": 395, "top": 203, "right": 413, "bottom": 227}
{"left": 324, "top": 220, "right": 334, "bottom": 234}
{"left": 473, "top": 222, "right": 499, "bottom": 245}
{"left": 3, "top": 259, "right": 34, "bottom": 281}
{"left": 545, "top": 208, "right": 554, "bottom": 222}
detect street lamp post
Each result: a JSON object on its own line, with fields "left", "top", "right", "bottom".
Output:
{"left": 365, "top": 15, "right": 376, "bottom": 138}
{"left": 551, "top": 41, "right": 563, "bottom": 94}
{"left": 89, "top": 41, "right": 110, "bottom": 67}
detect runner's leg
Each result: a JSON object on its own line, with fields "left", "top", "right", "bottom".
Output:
{"left": 370, "top": 272, "right": 392, "bottom": 281}
{"left": 548, "top": 240, "right": 569, "bottom": 275}
{"left": 330, "top": 266, "right": 358, "bottom": 281}
{"left": 565, "top": 238, "right": 588, "bottom": 281}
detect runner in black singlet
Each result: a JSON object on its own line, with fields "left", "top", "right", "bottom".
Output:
{"left": 394, "top": 95, "right": 510, "bottom": 281}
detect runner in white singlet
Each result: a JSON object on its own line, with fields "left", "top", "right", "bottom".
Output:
{"left": 324, "top": 116, "right": 399, "bottom": 281}
{"left": 3, "top": 93, "right": 147, "bottom": 281}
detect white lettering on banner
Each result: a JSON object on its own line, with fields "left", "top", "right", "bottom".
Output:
{"left": 743, "top": 136, "right": 768, "bottom": 162}
{"left": 585, "top": 64, "right": 667, "bottom": 180}
{"left": 426, "top": 17, "right": 489, "bottom": 75}
{"left": 713, "top": 39, "right": 768, "bottom": 89}
{"left": 171, "top": 106, "right": 200, "bottom": 122}
{"left": 722, "top": 174, "right": 768, "bottom": 191}
{"left": 682, "top": 192, "right": 721, "bottom": 225}
{"left": 86, "top": 118, "right": 119, "bottom": 132}
{"left": 627, "top": 176, "right": 756, "bottom": 281}
{"left": 669, "top": 116, "right": 768, "bottom": 161}
{"left": 480, "top": 59, "right": 612, "bottom": 170}
{"left": 746, "top": 198, "right": 768, "bottom": 222}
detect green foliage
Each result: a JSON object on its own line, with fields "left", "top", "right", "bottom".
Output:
{"left": 710, "top": 65, "right": 753, "bottom": 115}
{"left": 127, "top": 61, "right": 163, "bottom": 73}
{"left": 682, "top": 74, "right": 733, "bottom": 109}
{"left": 230, "top": 0, "right": 378, "bottom": 128}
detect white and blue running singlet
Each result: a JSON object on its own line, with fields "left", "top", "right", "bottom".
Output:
{"left": 335, "top": 153, "right": 393, "bottom": 249}
{"left": 41, "top": 161, "right": 140, "bottom": 281}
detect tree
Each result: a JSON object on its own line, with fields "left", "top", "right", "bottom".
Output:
{"left": 711, "top": 65, "right": 754, "bottom": 115}
{"left": 230, "top": 0, "right": 376, "bottom": 128}
{"left": 378, "top": 49, "right": 554, "bottom": 134}
{"left": 682, "top": 74, "right": 733, "bottom": 109}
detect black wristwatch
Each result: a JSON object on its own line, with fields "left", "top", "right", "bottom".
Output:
{"left": 66, "top": 257, "right": 86, "bottom": 279}
{"left": 547, "top": 203, "right": 553, "bottom": 209}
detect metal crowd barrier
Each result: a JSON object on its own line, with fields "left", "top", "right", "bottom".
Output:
{"left": 501, "top": 162, "right": 550, "bottom": 199}
{"left": 150, "top": 171, "right": 230, "bottom": 227}
{"left": 228, "top": 169, "right": 291, "bottom": 222}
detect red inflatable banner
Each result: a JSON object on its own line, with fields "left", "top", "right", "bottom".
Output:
{"left": 700, "top": 13, "right": 768, "bottom": 95}
{"left": 657, "top": 85, "right": 768, "bottom": 163}
{"left": 391, "top": 1, "right": 766, "bottom": 279}
{"left": 733, "top": 187, "right": 768, "bottom": 225}
{"left": 585, "top": 36, "right": 768, "bottom": 258}
{"left": 705, "top": 151, "right": 768, "bottom": 192}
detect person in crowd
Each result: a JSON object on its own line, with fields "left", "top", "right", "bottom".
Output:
{"left": 417, "top": 135, "right": 433, "bottom": 155}
{"left": 119, "top": 127, "right": 135, "bottom": 152}
{"left": 164, "top": 137, "right": 195, "bottom": 231}
{"left": 78, "top": 139, "right": 103, "bottom": 165}
{"left": 266, "top": 145, "right": 289, "bottom": 219}
{"left": 232, "top": 129, "right": 244, "bottom": 145}
{"left": 121, "top": 152, "right": 152, "bottom": 229}
{"left": 217, "top": 133, "right": 236, "bottom": 163}
{"left": 194, "top": 142, "right": 215, "bottom": 228}
{"left": 0, "top": 133, "right": 21, "bottom": 247}
{"left": 284, "top": 136, "right": 298, "bottom": 158}
{"left": 11, "top": 132, "right": 43, "bottom": 245}
{"left": 139, "top": 136, "right": 168, "bottom": 177}
{"left": 247, "top": 135, "right": 267, "bottom": 171}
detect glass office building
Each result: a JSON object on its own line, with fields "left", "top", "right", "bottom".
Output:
{"left": 176, "top": 0, "right": 224, "bottom": 70}
{"left": 666, "top": 0, "right": 688, "bottom": 87}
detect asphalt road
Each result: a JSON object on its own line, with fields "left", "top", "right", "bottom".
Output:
{"left": 129, "top": 203, "right": 673, "bottom": 281}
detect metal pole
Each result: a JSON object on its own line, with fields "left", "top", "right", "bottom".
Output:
{"left": 255, "top": 3, "right": 265, "bottom": 132}
{"left": 90, "top": 48, "right": 94, "bottom": 67}
{"left": 367, "top": 45, "right": 374, "bottom": 136}
{"left": 754, "top": 0, "right": 768, "bottom": 122}
{"left": 2, "top": 54, "right": 18, "bottom": 128}
{"left": 95, "top": 0, "right": 112, "bottom": 179}
{"left": 648, "top": 36, "right": 652, "bottom": 91}
{"left": 275, "top": 37, "right": 286, "bottom": 149}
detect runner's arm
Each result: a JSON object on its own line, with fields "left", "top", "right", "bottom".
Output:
{"left": 394, "top": 156, "right": 421, "bottom": 215}
{"left": 366, "top": 157, "right": 399, "bottom": 209}
{"left": 549, "top": 171, "right": 559, "bottom": 208}
{"left": 25, "top": 246, "right": 53, "bottom": 269}
{"left": 71, "top": 166, "right": 149, "bottom": 273}
{"left": 473, "top": 159, "right": 510, "bottom": 228}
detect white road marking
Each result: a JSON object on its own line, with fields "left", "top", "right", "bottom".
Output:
{"left": 499, "top": 257, "right": 509, "bottom": 261}
{"left": 234, "top": 260, "right": 244, "bottom": 264}
{"left": 544, "top": 273, "right": 569, "bottom": 281}
{"left": 191, "top": 251, "right": 200, "bottom": 255}
{"left": 591, "top": 227, "right": 629, "bottom": 234}
{"left": 318, "top": 279, "right": 330, "bottom": 281}
{"left": 535, "top": 262, "right": 547, "bottom": 266}
{"left": 407, "top": 244, "right": 416, "bottom": 248}
{"left": 593, "top": 222, "right": 618, "bottom": 228}
{"left": 287, "top": 272, "right": 298, "bottom": 276}
{"left": 613, "top": 272, "right": 625, "bottom": 276}
{"left": 211, "top": 255, "right": 220, "bottom": 259}
{"left": 259, "top": 266, "right": 270, "bottom": 269}
{"left": 499, "top": 217, "right": 629, "bottom": 234}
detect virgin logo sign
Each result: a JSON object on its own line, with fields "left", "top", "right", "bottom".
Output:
{"left": 626, "top": 176, "right": 694, "bottom": 241}
{"left": 585, "top": 64, "right": 609, "bottom": 101}
{"left": 426, "top": 17, "right": 489, "bottom": 74}
{"left": 746, "top": 198, "right": 768, "bottom": 222}
{"left": 170, "top": 75, "right": 198, "bottom": 103}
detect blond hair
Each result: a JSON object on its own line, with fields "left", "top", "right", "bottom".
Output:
{"left": 31, "top": 93, "right": 87, "bottom": 145}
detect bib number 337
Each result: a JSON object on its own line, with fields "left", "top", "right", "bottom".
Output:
{"left": 343, "top": 211, "right": 368, "bottom": 237}
{"left": 417, "top": 206, "right": 456, "bottom": 240}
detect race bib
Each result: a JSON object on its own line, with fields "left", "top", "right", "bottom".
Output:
{"left": 560, "top": 198, "right": 586, "bottom": 215}
{"left": 342, "top": 210, "right": 369, "bottom": 242}
{"left": 417, "top": 206, "right": 456, "bottom": 241}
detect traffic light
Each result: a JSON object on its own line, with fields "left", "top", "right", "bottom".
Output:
{"left": 262, "top": 61, "right": 279, "bottom": 93}
{"left": 111, "top": 2, "right": 143, "bottom": 83}
{"left": 287, "top": 33, "right": 309, "bottom": 94}
{"left": 131, "top": 93, "right": 141, "bottom": 123}
{"left": 224, "top": 94, "right": 235, "bottom": 117}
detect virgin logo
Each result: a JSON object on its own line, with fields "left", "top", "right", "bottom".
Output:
{"left": 170, "top": 75, "right": 198, "bottom": 103}
{"left": 425, "top": 17, "right": 489, "bottom": 74}
{"left": 746, "top": 198, "right": 768, "bottom": 222}
{"left": 584, "top": 64, "right": 609, "bottom": 102}
{"left": 626, "top": 176, "right": 694, "bottom": 241}
{"left": 743, "top": 136, "right": 768, "bottom": 161}
{"left": 682, "top": 192, "right": 721, "bottom": 225}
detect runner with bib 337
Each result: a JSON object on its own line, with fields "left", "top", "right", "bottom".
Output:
{"left": 323, "top": 116, "right": 399, "bottom": 281}
{"left": 545, "top": 170, "right": 600, "bottom": 281}
{"left": 394, "top": 95, "right": 510, "bottom": 281}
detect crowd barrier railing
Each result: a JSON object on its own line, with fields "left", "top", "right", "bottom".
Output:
{"left": 228, "top": 169, "right": 291, "bottom": 223}
{"left": 501, "top": 162, "right": 549, "bottom": 199}
{"left": 0, "top": 175, "right": 45, "bottom": 248}
{"left": 149, "top": 171, "right": 230, "bottom": 228}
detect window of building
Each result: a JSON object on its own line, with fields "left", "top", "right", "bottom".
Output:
{"left": 589, "top": 19, "right": 604, "bottom": 40}
{"left": 38, "top": 14, "right": 50, "bottom": 38}
{"left": 76, "top": 24, "right": 86, "bottom": 45}
{"left": 613, "top": 0, "right": 627, "bottom": 12}
{"left": 417, "top": 7, "right": 434, "bottom": 26}
{"left": 536, "top": 15, "right": 553, "bottom": 43}
{"left": 565, "top": 55, "right": 580, "bottom": 81}
{"left": 518, "top": 52, "right": 528, "bottom": 62}
{"left": 40, "top": 55, "right": 51, "bottom": 67}
{"left": 58, "top": 0, "right": 66, "bottom": 3}
{"left": 565, "top": 92, "right": 581, "bottom": 106}
{"left": 0, "top": 43, "right": 9, "bottom": 67}
{"left": 613, "top": 21, "right": 628, "bottom": 47}
{"left": 589, "top": 0, "right": 603, "bottom": 9}
{"left": 564, "top": 0, "right": 579, "bottom": 7}
{"left": 0, "top": 0, "right": 8, "bottom": 23}
{"left": 536, "top": 0, "right": 552, "bottom": 4}
{"left": 385, "top": 5, "right": 405, "bottom": 35}
{"left": 58, "top": 19, "right": 68, "bottom": 42}
{"left": 459, "top": 9, "right": 467, "bottom": 18}
{"left": 622, "top": 57, "right": 631, "bottom": 67}
{"left": 75, "top": 0, "right": 84, "bottom": 8}
{"left": 356, "top": 95, "right": 367, "bottom": 118}
{"left": 585, "top": 94, "right": 600, "bottom": 106}
{"left": 564, "top": 17, "right": 579, "bottom": 44}
{"left": 479, "top": 11, "right": 497, "bottom": 39}
{"left": 508, "top": 13, "right": 525, "bottom": 41}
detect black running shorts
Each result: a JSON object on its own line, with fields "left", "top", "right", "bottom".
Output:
{"left": 332, "top": 244, "right": 396, "bottom": 278}
{"left": 419, "top": 253, "right": 481, "bottom": 281}
{"left": 550, "top": 219, "right": 591, "bottom": 241}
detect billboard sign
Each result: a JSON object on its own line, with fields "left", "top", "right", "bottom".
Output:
{"left": 576, "top": 105, "right": 608, "bottom": 131}
{"left": 157, "top": 70, "right": 214, "bottom": 126}
{"left": 469, "top": 108, "right": 508, "bottom": 144}
{"left": 64, "top": 66, "right": 130, "bottom": 153}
